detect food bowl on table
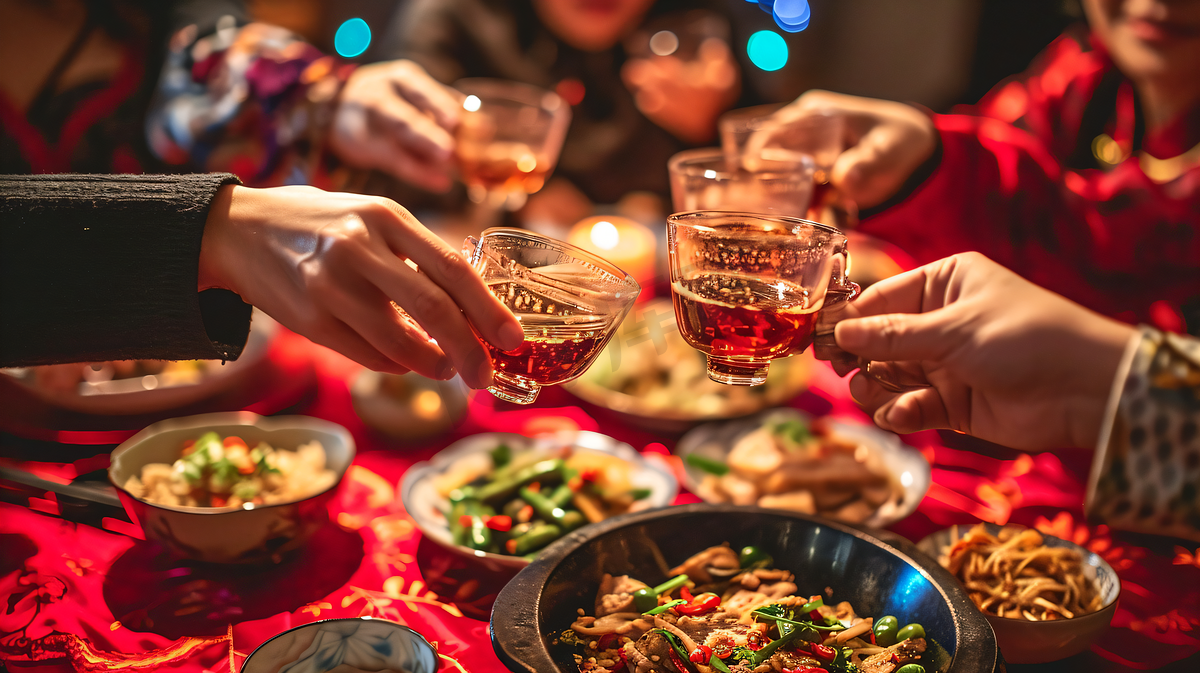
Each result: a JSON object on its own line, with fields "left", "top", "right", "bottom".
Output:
{"left": 241, "top": 618, "right": 438, "bottom": 673}
{"left": 676, "top": 408, "right": 931, "bottom": 527}
{"left": 400, "top": 431, "right": 677, "bottom": 571}
{"left": 562, "top": 298, "right": 810, "bottom": 435}
{"left": 917, "top": 523, "right": 1120, "bottom": 664}
{"left": 351, "top": 370, "right": 471, "bottom": 441}
{"left": 108, "top": 411, "right": 354, "bottom": 564}
{"left": 491, "top": 504, "right": 1001, "bottom": 673}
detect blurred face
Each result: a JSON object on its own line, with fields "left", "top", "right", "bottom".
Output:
{"left": 1083, "top": 0, "right": 1200, "bottom": 86}
{"left": 533, "top": 0, "right": 656, "bottom": 52}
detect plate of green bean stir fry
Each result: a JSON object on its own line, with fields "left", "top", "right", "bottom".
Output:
{"left": 401, "top": 431, "right": 678, "bottom": 568}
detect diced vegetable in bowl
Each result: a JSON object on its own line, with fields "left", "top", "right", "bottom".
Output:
{"left": 401, "top": 431, "right": 678, "bottom": 569}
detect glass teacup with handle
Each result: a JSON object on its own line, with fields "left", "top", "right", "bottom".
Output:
{"left": 463, "top": 228, "right": 640, "bottom": 404}
{"left": 667, "top": 211, "right": 858, "bottom": 386}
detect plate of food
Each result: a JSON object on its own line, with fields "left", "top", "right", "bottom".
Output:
{"left": 0, "top": 310, "right": 284, "bottom": 419}
{"left": 917, "top": 523, "right": 1120, "bottom": 664}
{"left": 400, "top": 431, "right": 677, "bottom": 569}
{"left": 675, "top": 408, "right": 930, "bottom": 527}
{"left": 563, "top": 299, "right": 810, "bottom": 434}
{"left": 491, "top": 504, "right": 1001, "bottom": 673}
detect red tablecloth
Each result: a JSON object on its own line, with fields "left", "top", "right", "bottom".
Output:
{"left": 2, "top": 333, "right": 1199, "bottom": 672}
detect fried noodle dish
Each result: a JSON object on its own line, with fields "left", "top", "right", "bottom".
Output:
{"left": 937, "top": 524, "right": 1102, "bottom": 621}
{"left": 560, "top": 544, "right": 935, "bottom": 673}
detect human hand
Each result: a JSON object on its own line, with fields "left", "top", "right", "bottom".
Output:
{"left": 621, "top": 38, "right": 740, "bottom": 144}
{"left": 819, "top": 253, "right": 1136, "bottom": 449}
{"left": 746, "top": 90, "right": 937, "bottom": 209}
{"left": 199, "top": 185, "right": 524, "bottom": 388}
{"left": 330, "top": 60, "right": 462, "bottom": 192}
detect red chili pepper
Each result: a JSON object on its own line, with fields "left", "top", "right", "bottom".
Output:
{"left": 222, "top": 436, "right": 247, "bottom": 450}
{"left": 747, "top": 633, "right": 764, "bottom": 651}
{"left": 711, "top": 639, "right": 732, "bottom": 659}
{"left": 211, "top": 495, "right": 227, "bottom": 507}
{"left": 889, "top": 653, "right": 900, "bottom": 664}
{"left": 667, "top": 646, "right": 691, "bottom": 673}
{"left": 580, "top": 468, "right": 601, "bottom": 482}
{"left": 810, "top": 643, "right": 837, "bottom": 663}
{"left": 681, "top": 586, "right": 694, "bottom": 602}
{"left": 459, "top": 515, "right": 474, "bottom": 528}
{"left": 676, "top": 592, "right": 720, "bottom": 616}
{"left": 526, "top": 481, "right": 541, "bottom": 493}
{"left": 517, "top": 504, "right": 535, "bottom": 523}
{"left": 181, "top": 439, "right": 196, "bottom": 455}
{"left": 568, "top": 476, "right": 584, "bottom": 492}
{"left": 597, "top": 633, "right": 621, "bottom": 650}
{"left": 485, "top": 515, "right": 513, "bottom": 532}
{"left": 688, "top": 645, "right": 712, "bottom": 664}
{"left": 505, "top": 539, "right": 518, "bottom": 554}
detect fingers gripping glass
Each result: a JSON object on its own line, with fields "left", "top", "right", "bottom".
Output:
{"left": 812, "top": 306, "right": 932, "bottom": 394}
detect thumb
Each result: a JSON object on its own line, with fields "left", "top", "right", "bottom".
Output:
{"left": 834, "top": 310, "right": 951, "bottom": 362}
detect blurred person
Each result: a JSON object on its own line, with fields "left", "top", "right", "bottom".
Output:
{"left": 379, "top": 0, "right": 745, "bottom": 213}
{"left": 0, "top": 173, "right": 525, "bottom": 389}
{"left": 818, "top": 251, "right": 1199, "bottom": 540}
{"left": 0, "top": 0, "right": 462, "bottom": 191}
{"left": 753, "top": 0, "right": 1200, "bottom": 334}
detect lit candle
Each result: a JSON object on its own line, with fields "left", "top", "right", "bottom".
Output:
{"left": 566, "top": 215, "right": 657, "bottom": 295}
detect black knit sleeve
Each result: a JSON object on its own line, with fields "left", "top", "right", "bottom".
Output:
{"left": 0, "top": 173, "right": 252, "bottom": 366}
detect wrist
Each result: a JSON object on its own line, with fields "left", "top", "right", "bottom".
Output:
{"left": 199, "top": 184, "right": 239, "bottom": 291}
{"left": 1068, "top": 315, "right": 1139, "bottom": 448}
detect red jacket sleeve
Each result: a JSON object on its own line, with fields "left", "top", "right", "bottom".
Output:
{"left": 857, "top": 30, "right": 1200, "bottom": 330}
{"left": 857, "top": 113, "right": 1200, "bottom": 328}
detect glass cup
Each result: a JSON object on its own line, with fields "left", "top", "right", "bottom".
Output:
{"left": 462, "top": 228, "right": 640, "bottom": 404}
{"left": 667, "top": 211, "right": 858, "bottom": 385}
{"left": 668, "top": 147, "right": 814, "bottom": 216}
{"left": 454, "top": 79, "right": 571, "bottom": 208}
{"left": 720, "top": 107, "right": 844, "bottom": 184}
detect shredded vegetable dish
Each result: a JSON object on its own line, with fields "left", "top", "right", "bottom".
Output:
{"left": 558, "top": 544, "right": 935, "bottom": 673}
{"left": 435, "top": 442, "right": 654, "bottom": 558}
{"left": 936, "top": 524, "right": 1103, "bottom": 621}
{"left": 124, "top": 432, "right": 337, "bottom": 508}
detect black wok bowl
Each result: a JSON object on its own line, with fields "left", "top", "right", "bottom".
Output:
{"left": 491, "top": 504, "right": 1000, "bottom": 672}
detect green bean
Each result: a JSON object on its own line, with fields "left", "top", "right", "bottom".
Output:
{"left": 502, "top": 498, "right": 529, "bottom": 519}
{"left": 896, "top": 623, "right": 925, "bottom": 643}
{"left": 448, "top": 501, "right": 469, "bottom": 546}
{"left": 874, "top": 615, "right": 899, "bottom": 647}
{"left": 464, "top": 514, "right": 491, "bottom": 551}
{"left": 549, "top": 484, "right": 574, "bottom": 507}
{"left": 475, "top": 459, "right": 563, "bottom": 503}
{"left": 508, "top": 523, "right": 562, "bottom": 555}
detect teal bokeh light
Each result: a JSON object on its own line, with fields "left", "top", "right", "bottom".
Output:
{"left": 334, "top": 18, "right": 371, "bottom": 58}
{"left": 747, "top": 30, "right": 789, "bottom": 72}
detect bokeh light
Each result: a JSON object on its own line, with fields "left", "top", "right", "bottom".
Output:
{"left": 590, "top": 221, "right": 620, "bottom": 250}
{"left": 649, "top": 30, "right": 680, "bottom": 56}
{"left": 747, "top": 30, "right": 789, "bottom": 72}
{"left": 334, "top": 18, "right": 371, "bottom": 58}
{"left": 463, "top": 95, "right": 481, "bottom": 112}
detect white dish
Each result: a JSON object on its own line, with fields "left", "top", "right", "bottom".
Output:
{"left": 400, "top": 430, "right": 678, "bottom": 570}
{"left": 675, "top": 408, "right": 930, "bottom": 528}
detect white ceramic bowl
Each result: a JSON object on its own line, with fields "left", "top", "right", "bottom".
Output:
{"left": 675, "top": 407, "right": 931, "bottom": 528}
{"left": 400, "top": 430, "right": 677, "bottom": 570}
{"left": 108, "top": 411, "right": 355, "bottom": 563}
{"left": 242, "top": 618, "right": 437, "bottom": 673}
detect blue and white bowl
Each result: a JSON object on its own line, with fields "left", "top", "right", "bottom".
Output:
{"left": 241, "top": 618, "right": 438, "bottom": 673}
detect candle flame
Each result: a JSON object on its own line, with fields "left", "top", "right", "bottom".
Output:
{"left": 590, "top": 221, "right": 620, "bottom": 250}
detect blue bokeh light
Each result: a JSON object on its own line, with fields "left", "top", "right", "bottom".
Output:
{"left": 774, "top": 0, "right": 810, "bottom": 23}
{"left": 334, "top": 18, "right": 371, "bottom": 58}
{"left": 747, "top": 30, "right": 789, "bottom": 72}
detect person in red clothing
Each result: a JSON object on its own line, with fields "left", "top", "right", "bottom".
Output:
{"left": 755, "top": 0, "right": 1200, "bottom": 334}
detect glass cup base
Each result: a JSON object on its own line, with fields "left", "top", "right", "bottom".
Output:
{"left": 706, "top": 356, "right": 769, "bottom": 386}
{"left": 488, "top": 371, "right": 541, "bottom": 404}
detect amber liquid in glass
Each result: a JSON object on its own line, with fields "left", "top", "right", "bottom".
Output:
{"left": 457, "top": 141, "right": 549, "bottom": 194}
{"left": 672, "top": 273, "right": 818, "bottom": 359}
{"left": 482, "top": 281, "right": 608, "bottom": 386}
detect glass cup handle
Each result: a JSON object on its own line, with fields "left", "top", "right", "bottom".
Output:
{"left": 462, "top": 236, "right": 480, "bottom": 263}
{"left": 815, "top": 257, "right": 930, "bottom": 394}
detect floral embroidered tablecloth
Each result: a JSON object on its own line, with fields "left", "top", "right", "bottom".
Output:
{"left": 2, "top": 335, "right": 1198, "bottom": 672}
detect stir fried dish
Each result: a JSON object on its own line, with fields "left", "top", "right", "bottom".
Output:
{"left": 689, "top": 416, "right": 903, "bottom": 524}
{"left": 936, "top": 524, "right": 1103, "bottom": 621}
{"left": 437, "top": 442, "right": 653, "bottom": 558}
{"left": 124, "top": 432, "right": 337, "bottom": 508}
{"left": 560, "top": 544, "right": 935, "bottom": 673}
